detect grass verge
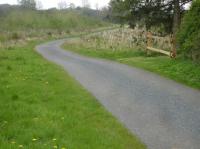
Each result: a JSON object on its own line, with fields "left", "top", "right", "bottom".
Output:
{"left": 63, "top": 38, "right": 200, "bottom": 89}
{"left": 0, "top": 40, "right": 146, "bottom": 149}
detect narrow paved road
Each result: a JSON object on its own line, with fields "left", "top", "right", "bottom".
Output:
{"left": 36, "top": 39, "right": 200, "bottom": 149}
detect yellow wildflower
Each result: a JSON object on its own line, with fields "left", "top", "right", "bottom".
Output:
{"left": 53, "top": 145, "right": 58, "bottom": 148}
{"left": 18, "top": 145, "right": 23, "bottom": 148}
{"left": 32, "top": 138, "right": 37, "bottom": 141}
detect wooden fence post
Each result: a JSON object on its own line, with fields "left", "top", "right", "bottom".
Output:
{"left": 147, "top": 32, "right": 153, "bottom": 47}
{"left": 146, "top": 31, "right": 152, "bottom": 55}
{"left": 170, "top": 34, "right": 177, "bottom": 58}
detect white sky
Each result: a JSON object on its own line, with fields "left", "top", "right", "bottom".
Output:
{"left": 0, "top": 0, "right": 111, "bottom": 9}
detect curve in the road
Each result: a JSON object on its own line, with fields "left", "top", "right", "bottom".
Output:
{"left": 36, "top": 39, "right": 200, "bottom": 149}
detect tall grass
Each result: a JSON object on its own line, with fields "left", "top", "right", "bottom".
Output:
{"left": 80, "top": 28, "right": 172, "bottom": 52}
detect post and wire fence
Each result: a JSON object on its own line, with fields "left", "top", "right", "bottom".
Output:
{"left": 146, "top": 32, "right": 176, "bottom": 58}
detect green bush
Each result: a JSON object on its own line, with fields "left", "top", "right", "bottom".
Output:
{"left": 11, "top": 32, "right": 20, "bottom": 40}
{"left": 177, "top": 0, "right": 200, "bottom": 61}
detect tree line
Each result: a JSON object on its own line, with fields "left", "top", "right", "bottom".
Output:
{"left": 17, "top": 0, "right": 95, "bottom": 10}
{"left": 17, "top": 0, "right": 76, "bottom": 10}
{"left": 109, "top": 0, "right": 200, "bottom": 61}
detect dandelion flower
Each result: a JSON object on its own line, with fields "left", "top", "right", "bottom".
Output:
{"left": 18, "top": 145, "right": 23, "bottom": 148}
{"left": 32, "top": 138, "right": 37, "bottom": 141}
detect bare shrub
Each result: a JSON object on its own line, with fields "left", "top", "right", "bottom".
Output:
{"left": 82, "top": 28, "right": 172, "bottom": 52}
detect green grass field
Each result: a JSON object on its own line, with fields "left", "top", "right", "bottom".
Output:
{"left": 0, "top": 40, "right": 146, "bottom": 149}
{"left": 63, "top": 38, "right": 200, "bottom": 89}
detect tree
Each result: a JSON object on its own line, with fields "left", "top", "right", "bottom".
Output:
{"left": 17, "top": 0, "right": 36, "bottom": 9}
{"left": 100, "top": 6, "right": 112, "bottom": 21}
{"left": 95, "top": 3, "right": 99, "bottom": 10}
{"left": 69, "top": 3, "right": 75, "bottom": 9}
{"left": 58, "top": 0, "right": 68, "bottom": 10}
{"left": 36, "top": 0, "right": 43, "bottom": 10}
{"left": 177, "top": 0, "right": 200, "bottom": 61}
{"left": 82, "top": 0, "right": 90, "bottom": 8}
{"left": 109, "top": 0, "right": 192, "bottom": 34}
{"left": 109, "top": 0, "right": 130, "bottom": 25}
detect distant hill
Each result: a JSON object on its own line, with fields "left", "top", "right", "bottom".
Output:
{"left": 0, "top": 4, "right": 110, "bottom": 32}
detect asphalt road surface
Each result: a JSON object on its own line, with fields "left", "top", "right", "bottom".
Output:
{"left": 36, "top": 39, "right": 200, "bottom": 149}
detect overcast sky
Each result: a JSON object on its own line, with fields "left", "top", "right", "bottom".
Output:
{"left": 0, "top": 0, "right": 111, "bottom": 9}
